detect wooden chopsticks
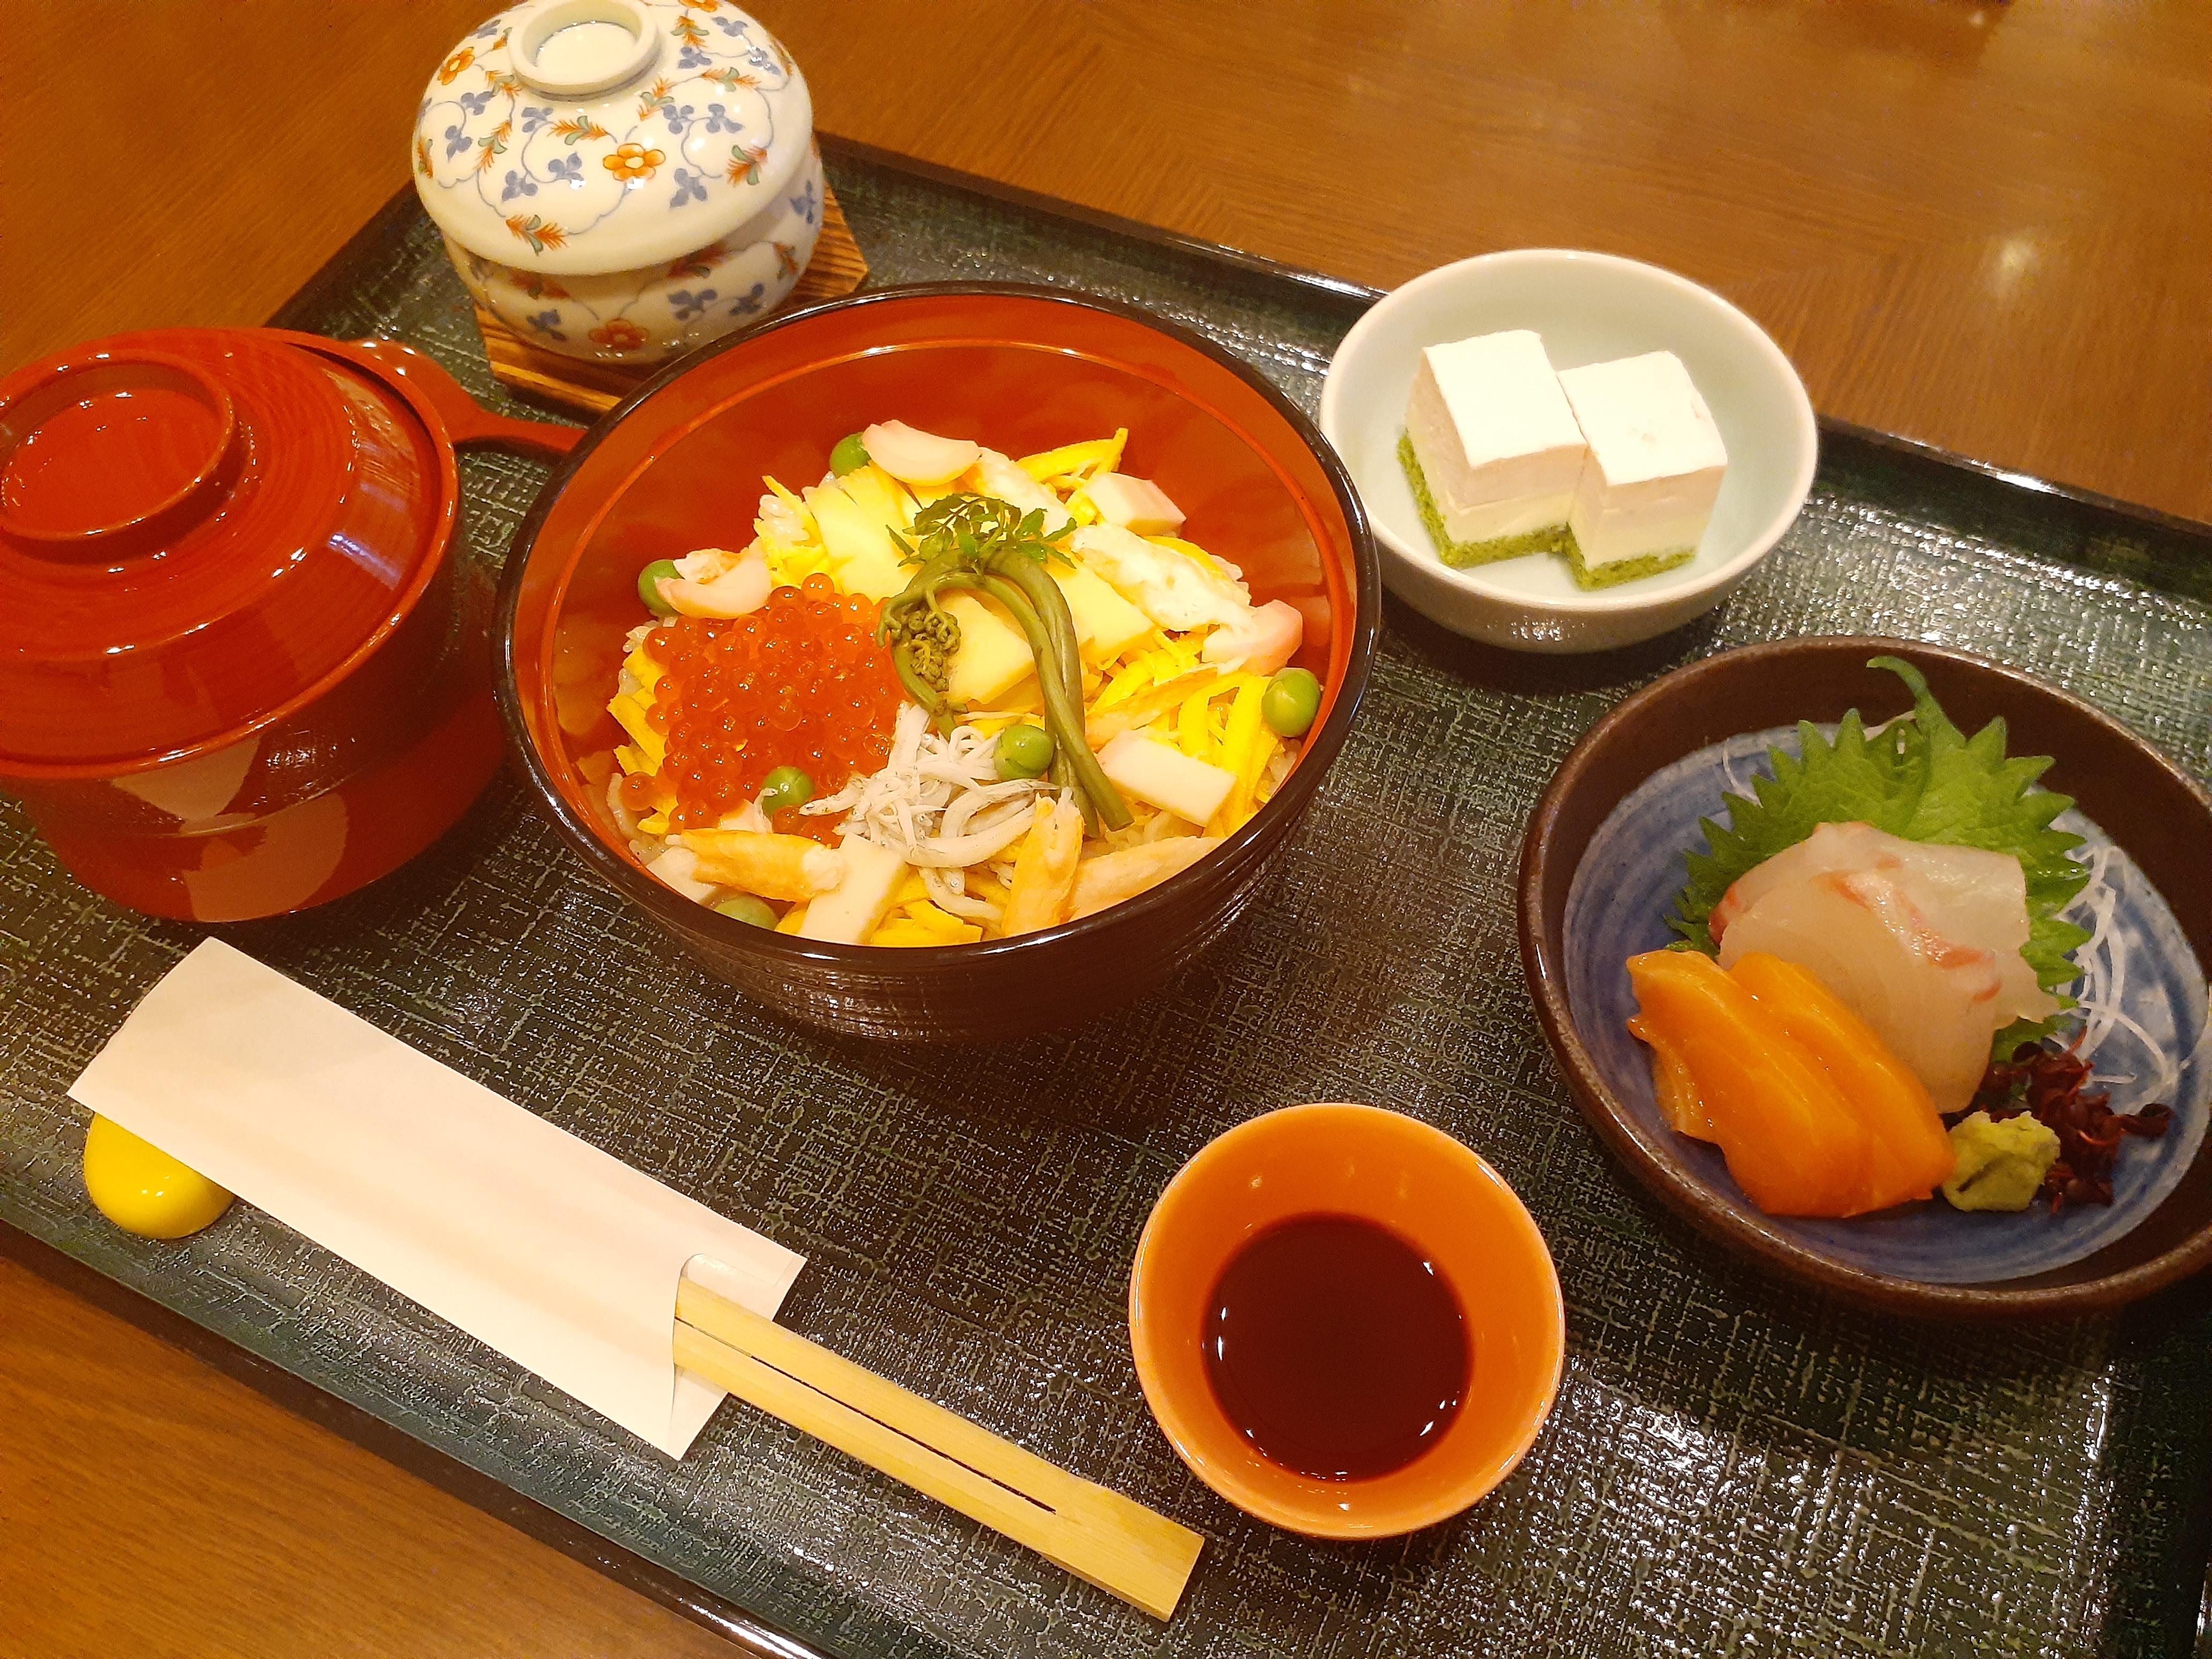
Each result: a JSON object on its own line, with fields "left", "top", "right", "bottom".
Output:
{"left": 672, "top": 1280, "right": 1203, "bottom": 1620}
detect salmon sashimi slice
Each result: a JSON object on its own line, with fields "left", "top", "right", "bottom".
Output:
{"left": 1728, "top": 951, "right": 1956, "bottom": 1210}
{"left": 1625, "top": 949, "right": 1871, "bottom": 1217}
{"left": 1636, "top": 1030, "right": 1714, "bottom": 1140}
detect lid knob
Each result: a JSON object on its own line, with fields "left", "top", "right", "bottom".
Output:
{"left": 0, "top": 353, "right": 241, "bottom": 555}
{"left": 510, "top": 0, "right": 662, "bottom": 98}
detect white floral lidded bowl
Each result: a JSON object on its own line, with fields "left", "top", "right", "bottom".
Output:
{"left": 413, "top": 0, "right": 823, "bottom": 365}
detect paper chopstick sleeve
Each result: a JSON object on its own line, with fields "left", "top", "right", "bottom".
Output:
{"left": 68, "top": 938, "right": 804, "bottom": 1457}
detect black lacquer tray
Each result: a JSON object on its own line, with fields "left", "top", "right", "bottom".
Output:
{"left": 4, "top": 143, "right": 2210, "bottom": 1658}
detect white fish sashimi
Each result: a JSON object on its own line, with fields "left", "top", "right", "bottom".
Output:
{"left": 1710, "top": 821, "right": 2057, "bottom": 1028}
{"left": 1717, "top": 868, "right": 2001, "bottom": 1115}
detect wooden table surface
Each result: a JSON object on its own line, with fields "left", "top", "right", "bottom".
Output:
{"left": 0, "top": 1255, "right": 742, "bottom": 1659}
{"left": 3, "top": 4, "right": 2208, "bottom": 1655}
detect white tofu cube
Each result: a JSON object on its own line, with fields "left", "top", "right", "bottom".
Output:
{"left": 646, "top": 845, "right": 717, "bottom": 903}
{"left": 1097, "top": 733, "right": 1237, "bottom": 826}
{"left": 1085, "top": 472, "right": 1185, "bottom": 536}
{"left": 1556, "top": 351, "right": 1728, "bottom": 572}
{"left": 797, "top": 837, "right": 908, "bottom": 943}
{"left": 1403, "top": 330, "right": 1587, "bottom": 552}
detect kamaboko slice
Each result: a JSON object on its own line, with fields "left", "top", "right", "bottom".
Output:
{"left": 1729, "top": 952, "right": 1956, "bottom": 1210}
{"left": 859, "top": 422, "right": 981, "bottom": 488}
{"left": 1626, "top": 949, "right": 1871, "bottom": 1217}
{"left": 1709, "top": 821, "right": 2056, "bottom": 1032}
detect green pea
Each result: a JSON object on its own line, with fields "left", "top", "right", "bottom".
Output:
{"left": 994, "top": 722, "right": 1055, "bottom": 780}
{"left": 637, "top": 559, "right": 681, "bottom": 614}
{"left": 829, "top": 433, "right": 871, "bottom": 476}
{"left": 758, "top": 765, "right": 814, "bottom": 816}
{"left": 713, "top": 894, "right": 778, "bottom": 929}
{"left": 1261, "top": 667, "right": 1321, "bottom": 738}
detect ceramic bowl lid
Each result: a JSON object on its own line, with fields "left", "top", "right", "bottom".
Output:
{"left": 413, "top": 0, "right": 813, "bottom": 275}
{"left": 0, "top": 330, "right": 444, "bottom": 768}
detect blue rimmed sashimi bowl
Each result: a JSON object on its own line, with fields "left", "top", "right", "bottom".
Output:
{"left": 1519, "top": 637, "right": 2212, "bottom": 1320}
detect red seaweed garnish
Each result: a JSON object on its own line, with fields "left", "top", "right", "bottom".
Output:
{"left": 1952, "top": 1040, "right": 2172, "bottom": 1213}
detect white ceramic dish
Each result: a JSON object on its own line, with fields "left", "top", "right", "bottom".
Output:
{"left": 1318, "top": 250, "right": 1817, "bottom": 654}
{"left": 413, "top": 0, "right": 820, "bottom": 366}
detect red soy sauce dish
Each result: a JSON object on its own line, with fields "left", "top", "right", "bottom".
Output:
{"left": 0, "top": 330, "right": 576, "bottom": 921}
{"left": 1129, "top": 1102, "right": 1565, "bottom": 1538}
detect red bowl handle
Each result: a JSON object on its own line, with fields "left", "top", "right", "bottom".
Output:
{"left": 344, "top": 338, "right": 580, "bottom": 457}
{"left": 441, "top": 398, "right": 581, "bottom": 457}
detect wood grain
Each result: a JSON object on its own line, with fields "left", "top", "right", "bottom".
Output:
{"left": 752, "top": 0, "right": 2212, "bottom": 524}
{"left": 6, "top": 2, "right": 2207, "bottom": 519}
{"left": 1, "top": 2, "right": 496, "bottom": 363}
{"left": 0, "top": 1258, "right": 742, "bottom": 1659}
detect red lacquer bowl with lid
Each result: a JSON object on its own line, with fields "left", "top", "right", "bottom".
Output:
{"left": 497, "top": 283, "right": 1381, "bottom": 1041}
{"left": 0, "top": 328, "right": 577, "bottom": 921}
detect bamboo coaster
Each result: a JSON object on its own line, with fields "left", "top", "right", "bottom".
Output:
{"left": 473, "top": 183, "right": 869, "bottom": 417}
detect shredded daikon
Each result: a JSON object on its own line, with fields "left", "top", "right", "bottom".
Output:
{"left": 2058, "top": 841, "right": 2181, "bottom": 1102}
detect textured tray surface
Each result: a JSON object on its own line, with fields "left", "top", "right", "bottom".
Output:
{"left": 4, "top": 152, "right": 2211, "bottom": 1659}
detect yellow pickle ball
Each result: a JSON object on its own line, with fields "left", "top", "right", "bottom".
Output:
{"left": 82, "top": 1116, "right": 234, "bottom": 1239}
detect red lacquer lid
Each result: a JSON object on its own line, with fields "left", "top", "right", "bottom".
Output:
{"left": 0, "top": 329, "right": 443, "bottom": 767}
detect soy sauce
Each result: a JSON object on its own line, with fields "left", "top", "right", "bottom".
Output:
{"left": 1202, "top": 1214, "right": 1469, "bottom": 1481}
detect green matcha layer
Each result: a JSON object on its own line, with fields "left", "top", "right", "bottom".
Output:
{"left": 1399, "top": 432, "right": 1698, "bottom": 589}
{"left": 1399, "top": 434, "right": 1567, "bottom": 569}
{"left": 1564, "top": 541, "right": 1695, "bottom": 591}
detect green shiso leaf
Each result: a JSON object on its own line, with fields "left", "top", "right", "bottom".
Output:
{"left": 1670, "top": 656, "right": 2091, "bottom": 1046}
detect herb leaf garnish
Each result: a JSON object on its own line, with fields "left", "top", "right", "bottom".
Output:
{"left": 1672, "top": 656, "right": 2091, "bottom": 1047}
{"left": 879, "top": 494, "right": 1131, "bottom": 832}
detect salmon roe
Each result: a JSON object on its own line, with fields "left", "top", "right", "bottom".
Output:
{"left": 629, "top": 574, "right": 902, "bottom": 835}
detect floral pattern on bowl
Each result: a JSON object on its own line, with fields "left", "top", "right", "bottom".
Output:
{"left": 447, "top": 144, "right": 824, "bottom": 364}
{"left": 415, "top": 0, "right": 819, "bottom": 363}
{"left": 414, "top": 0, "right": 812, "bottom": 276}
